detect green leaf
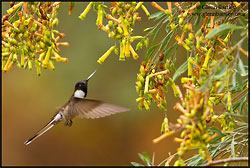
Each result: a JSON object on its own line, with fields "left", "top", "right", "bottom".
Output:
{"left": 232, "top": 72, "right": 236, "bottom": 88}
{"left": 218, "top": 81, "right": 226, "bottom": 93}
{"left": 151, "top": 19, "right": 164, "bottom": 36}
{"left": 173, "top": 60, "right": 188, "bottom": 81}
{"left": 246, "top": 103, "right": 248, "bottom": 114}
{"left": 194, "top": 15, "right": 201, "bottom": 26}
{"left": 160, "top": 31, "right": 173, "bottom": 51}
{"left": 138, "top": 153, "right": 145, "bottom": 162}
{"left": 163, "top": 16, "right": 169, "bottom": 24}
{"left": 239, "top": 94, "right": 247, "bottom": 114}
{"left": 208, "top": 126, "right": 222, "bottom": 134}
{"left": 232, "top": 102, "right": 241, "bottom": 111}
{"left": 165, "top": 24, "right": 171, "bottom": 33}
{"left": 164, "top": 45, "right": 175, "bottom": 60}
{"left": 142, "top": 152, "right": 151, "bottom": 166}
{"left": 236, "top": 71, "right": 243, "bottom": 86}
{"left": 152, "top": 152, "right": 155, "bottom": 166}
{"left": 145, "top": 44, "right": 159, "bottom": 62}
{"left": 159, "top": 152, "right": 179, "bottom": 166}
{"left": 214, "top": 65, "right": 228, "bottom": 80}
{"left": 206, "top": 24, "right": 243, "bottom": 39}
{"left": 185, "top": 153, "right": 203, "bottom": 166}
{"left": 230, "top": 78, "right": 247, "bottom": 93}
{"left": 153, "top": 24, "right": 163, "bottom": 42}
{"left": 138, "top": 152, "right": 151, "bottom": 166}
{"left": 238, "top": 58, "right": 247, "bottom": 76}
{"left": 144, "top": 27, "right": 154, "bottom": 32}
{"left": 208, "top": 126, "right": 227, "bottom": 144}
{"left": 231, "top": 136, "right": 236, "bottom": 158}
{"left": 130, "top": 162, "right": 144, "bottom": 166}
{"left": 238, "top": 17, "right": 245, "bottom": 26}
{"left": 150, "top": 11, "right": 165, "bottom": 20}
{"left": 220, "top": 148, "right": 232, "bottom": 159}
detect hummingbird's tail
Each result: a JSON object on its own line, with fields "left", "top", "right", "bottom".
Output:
{"left": 24, "top": 112, "right": 63, "bottom": 145}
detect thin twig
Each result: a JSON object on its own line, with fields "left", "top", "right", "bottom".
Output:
{"left": 200, "top": 157, "right": 248, "bottom": 166}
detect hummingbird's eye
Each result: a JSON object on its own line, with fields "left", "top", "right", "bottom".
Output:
{"left": 75, "top": 82, "right": 80, "bottom": 87}
{"left": 75, "top": 82, "right": 84, "bottom": 88}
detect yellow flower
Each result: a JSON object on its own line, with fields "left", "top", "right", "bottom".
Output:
{"left": 141, "top": 5, "right": 150, "bottom": 17}
{"left": 119, "top": 42, "right": 125, "bottom": 61}
{"left": 79, "top": 2, "right": 93, "bottom": 21}
{"left": 125, "top": 41, "right": 130, "bottom": 58}
{"left": 97, "top": 46, "right": 116, "bottom": 64}
{"left": 7, "top": 2, "right": 24, "bottom": 14}
{"left": 202, "top": 48, "right": 212, "bottom": 69}
{"left": 3, "top": 53, "right": 13, "bottom": 72}
{"left": 130, "top": 45, "right": 139, "bottom": 60}
{"left": 42, "top": 47, "right": 52, "bottom": 68}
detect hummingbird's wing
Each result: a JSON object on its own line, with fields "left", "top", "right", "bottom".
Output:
{"left": 73, "top": 99, "right": 129, "bottom": 119}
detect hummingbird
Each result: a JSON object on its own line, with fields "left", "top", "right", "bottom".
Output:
{"left": 24, "top": 70, "right": 129, "bottom": 145}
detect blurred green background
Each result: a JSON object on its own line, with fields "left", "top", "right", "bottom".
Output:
{"left": 2, "top": 2, "right": 186, "bottom": 166}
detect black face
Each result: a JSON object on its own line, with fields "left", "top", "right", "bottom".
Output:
{"left": 74, "top": 80, "right": 88, "bottom": 97}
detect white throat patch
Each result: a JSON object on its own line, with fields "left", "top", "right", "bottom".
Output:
{"left": 74, "top": 90, "right": 85, "bottom": 98}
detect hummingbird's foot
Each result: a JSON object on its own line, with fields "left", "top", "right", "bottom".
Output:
{"left": 68, "top": 120, "right": 72, "bottom": 127}
{"left": 64, "top": 120, "right": 73, "bottom": 127}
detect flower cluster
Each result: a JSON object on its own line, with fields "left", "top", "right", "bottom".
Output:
{"left": 78, "top": 2, "right": 150, "bottom": 64}
{"left": 2, "top": 2, "right": 69, "bottom": 75}
{"left": 173, "top": 87, "right": 212, "bottom": 165}
{"left": 135, "top": 53, "right": 180, "bottom": 111}
{"left": 141, "top": 2, "right": 248, "bottom": 165}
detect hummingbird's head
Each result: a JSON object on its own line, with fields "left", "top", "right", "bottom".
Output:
{"left": 74, "top": 81, "right": 88, "bottom": 98}
{"left": 73, "top": 70, "right": 96, "bottom": 99}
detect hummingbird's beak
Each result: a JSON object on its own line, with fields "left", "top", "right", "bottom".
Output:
{"left": 86, "top": 70, "right": 97, "bottom": 81}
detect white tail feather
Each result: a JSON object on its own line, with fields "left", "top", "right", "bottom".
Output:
{"left": 24, "top": 112, "right": 63, "bottom": 145}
